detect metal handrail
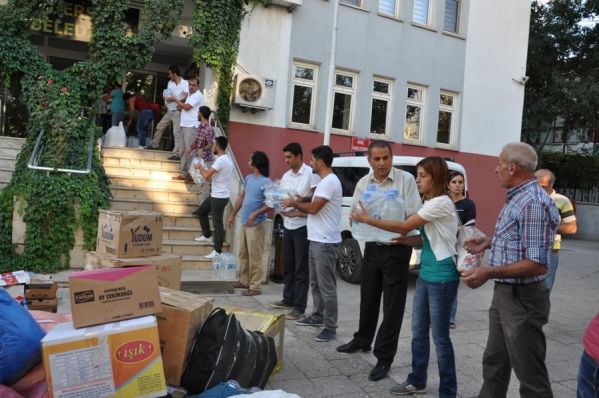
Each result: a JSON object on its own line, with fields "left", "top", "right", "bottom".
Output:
{"left": 27, "top": 129, "right": 95, "bottom": 175}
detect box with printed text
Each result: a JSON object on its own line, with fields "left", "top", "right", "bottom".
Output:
{"left": 96, "top": 210, "right": 163, "bottom": 258}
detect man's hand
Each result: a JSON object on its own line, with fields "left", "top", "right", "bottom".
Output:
{"left": 247, "top": 212, "right": 257, "bottom": 226}
{"left": 280, "top": 197, "right": 296, "bottom": 209}
{"left": 227, "top": 215, "right": 235, "bottom": 228}
{"left": 350, "top": 201, "right": 371, "bottom": 224}
{"left": 461, "top": 267, "right": 491, "bottom": 289}
{"left": 280, "top": 209, "right": 301, "bottom": 218}
{"left": 464, "top": 236, "right": 492, "bottom": 254}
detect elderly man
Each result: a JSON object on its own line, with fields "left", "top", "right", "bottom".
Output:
{"left": 534, "top": 168, "right": 577, "bottom": 291}
{"left": 463, "top": 142, "right": 560, "bottom": 398}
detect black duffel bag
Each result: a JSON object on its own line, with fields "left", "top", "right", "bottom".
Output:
{"left": 180, "top": 307, "right": 278, "bottom": 394}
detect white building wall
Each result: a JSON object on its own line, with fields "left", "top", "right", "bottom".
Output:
{"left": 460, "top": 0, "right": 531, "bottom": 156}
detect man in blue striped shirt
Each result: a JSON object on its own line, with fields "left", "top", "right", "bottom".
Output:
{"left": 462, "top": 142, "right": 559, "bottom": 398}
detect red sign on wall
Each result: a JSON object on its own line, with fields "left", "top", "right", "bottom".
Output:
{"left": 351, "top": 137, "right": 370, "bottom": 152}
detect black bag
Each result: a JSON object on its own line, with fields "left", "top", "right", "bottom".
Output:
{"left": 180, "top": 308, "right": 278, "bottom": 394}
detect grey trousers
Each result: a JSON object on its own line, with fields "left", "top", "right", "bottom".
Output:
{"left": 308, "top": 241, "right": 340, "bottom": 331}
{"left": 198, "top": 196, "right": 228, "bottom": 253}
{"left": 479, "top": 282, "right": 553, "bottom": 398}
{"left": 150, "top": 110, "right": 181, "bottom": 151}
{"left": 180, "top": 126, "right": 197, "bottom": 177}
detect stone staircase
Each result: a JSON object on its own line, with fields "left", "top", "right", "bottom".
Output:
{"left": 0, "top": 137, "right": 25, "bottom": 189}
{"left": 102, "top": 146, "right": 230, "bottom": 270}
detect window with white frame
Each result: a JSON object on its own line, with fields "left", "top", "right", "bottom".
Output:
{"left": 379, "top": 0, "right": 398, "bottom": 16}
{"left": 443, "top": 0, "right": 460, "bottom": 33}
{"left": 341, "top": 0, "right": 361, "bottom": 6}
{"left": 370, "top": 78, "right": 393, "bottom": 135}
{"left": 290, "top": 62, "right": 318, "bottom": 127}
{"left": 404, "top": 85, "right": 425, "bottom": 141}
{"left": 437, "top": 91, "right": 457, "bottom": 144}
{"left": 331, "top": 71, "right": 357, "bottom": 132}
{"left": 413, "top": 0, "right": 431, "bottom": 25}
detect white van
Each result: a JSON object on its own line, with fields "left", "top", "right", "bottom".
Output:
{"left": 331, "top": 155, "right": 468, "bottom": 283}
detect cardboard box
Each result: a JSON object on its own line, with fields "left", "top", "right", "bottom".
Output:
{"left": 42, "top": 315, "right": 166, "bottom": 398}
{"left": 96, "top": 210, "right": 163, "bottom": 258}
{"left": 222, "top": 306, "right": 285, "bottom": 371}
{"left": 26, "top": 282, "right": 58, "bottom": 299}
{"left": 27, "top": 297, "right": 58, "bottom": 312}
{"left": 85, "top": 251, "right": 182, "bottom": 290}
{"left": 157, "top": 287, "right": 214, "bottom": 386}
{"left": 69, "top": 266, "right": 161, "bottom": 328}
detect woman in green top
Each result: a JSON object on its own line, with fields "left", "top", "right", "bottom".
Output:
{"left": 102, "top": 82, "right": 125, "bottom": 126}
{"left": 352, "top": 157, "right": 459, "bottom": 397}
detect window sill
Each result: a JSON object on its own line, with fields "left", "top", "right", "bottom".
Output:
{"left": 435, "top": 142, "right": 459, "bottom": 151}
{"left": 287, "top": 123, "right": 320, "bottom": 133}
{"left": 331, "top": 129, "right": 355, "bottom": 137}
{"left": 442, "top": 31, "right": 466, "bottom": 40}
{"left": 377, "top": 12, "right": 403, "bottom": 23}
{"left": 411, "top": 22, "right": 437, "bottom": 33}
{"left": 402, "top": 137, "right": 425, "bottom": 146}
{"left": 367, "top": 133, "right": 393, "bottom": 141}
{"left": 340, "top": 2, "right": 369, "bottom": 13}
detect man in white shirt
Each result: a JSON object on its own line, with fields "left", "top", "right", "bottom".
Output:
{"left": 270, "top": 143, "right": 320, "bottom": 321}
{"left": 172, "top": 77, "right": 204, "bottom": 181}
{"left": 336, "top": 140, "right": 422, "bottom": 382}
{"left": 282, "top": 145, "right": 342, "bottom": 343}
{"left": 147, "top": 65, "right": 188, "bottom": 154}
{"left": 194, "top": 136, "right": 233, "bottom": 259}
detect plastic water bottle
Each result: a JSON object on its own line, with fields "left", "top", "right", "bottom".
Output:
{"left": 211, "top": 253, "right": 222, "bottom": 279}
{"left": 377, "top": 189, "right": 405, "bottom": 243}
{"left": 224, "top": 253, "right": 238, "bottom": 280}
{"left": 351, "top": 185, "right": 381, "bottom": 241}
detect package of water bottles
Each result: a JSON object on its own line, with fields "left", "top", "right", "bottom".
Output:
{"left": 189, "top": 157, "right": 208, "bottom": 185}
{"left": 351, "top": 184, "right": 406, "bottom": 243}
{"left": 264, "top": 180, "right": 296, "bottom": 209}
{"left": 211, "top": 252, "right": 238, "bottom": 280}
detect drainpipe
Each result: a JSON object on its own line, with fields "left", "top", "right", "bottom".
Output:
{"left": 323, "top": 0, "right": 339, "bottom": 146}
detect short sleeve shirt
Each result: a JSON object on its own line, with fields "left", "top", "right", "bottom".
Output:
{"left": 307, "top": 173, "right": 342, "bottom": 244}
{"left": 210, "top": 154, "right": 233, "bottom": 199}
{"left": 180, "top": 90, "right": 204, "bottom": 128}
{"left": 165, "top": 79, "right": 189, "bottom": 112}
{"left": 241, "top": 174, "right": 271, "bottom": 225}
{"left": 280, "top": 163, "right": 321, "bottom": 230}
{"left": 550, "top": 190, "right": 576, "bottom": 250}
{"left": 110, "top": 88, "right": 124, "bottom": 113}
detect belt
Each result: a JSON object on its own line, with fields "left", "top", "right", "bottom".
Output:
{"left": 366, "top": 242, "right": 393, "bottom": 247}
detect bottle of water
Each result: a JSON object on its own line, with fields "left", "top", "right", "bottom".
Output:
{"left": 376, "top": 189, "right": 405, "bottom": 243}
{"left": 224, "top": 253, "right": 238, "bottom": 280}
{"left": 351, "top": 185, "right": 381, "bottom": 241}
{"left": 211, "top": 252, "right": 222, "bottom": 279}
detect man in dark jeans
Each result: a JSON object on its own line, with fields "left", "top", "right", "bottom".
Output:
{"left": 270, "top": 143, "right": 320, "bottom": 320}
{"left": 194, "top": 136, "right": 234, "bottom": 260}
{"left": 463, "top": 142, "right": 560, "bottom": 398}
{"left": 335, "top": 140, "right": 422, "bottom": 382}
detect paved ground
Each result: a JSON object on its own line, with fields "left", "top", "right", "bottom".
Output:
{"left": 55, "top": 239, "right": 598, "bottom": 397}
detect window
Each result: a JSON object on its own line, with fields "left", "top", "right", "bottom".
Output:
{"left": 332, "top": 71, "right": 357, "bottom": 132}
{"left": 404, "top": 85, "right": 425, "bottom": 141}
{"left": 370, "top": 78, "right": 393, "bottom": 135}
{"left": 290, "top": 62, "right": 318, "bottom": 127}
{"left": 413, "top": 0, "right": 431, "bottom": 25}
{"left": 341, "top": 0, "right": 361, "bottom": 6}
{"left": 437, "top": 91, "right": 456, "bottom": 145}
{"left": 379, "top": 0, "right": 398, "bottom": 15}
{"left": 443, "top": 0, "right": 460, "bottom": 33}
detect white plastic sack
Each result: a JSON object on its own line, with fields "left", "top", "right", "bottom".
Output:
{"left": 189, "top": 157, "right": 208, "bottom": 184}
{"left": 456, "top": 220, "right": 486, "bottom": 272}
{"left": 104, "top": 121, "right": 126, "bottom": 147}
{"left": 264, "top": 180, "right": 295, "bottom": 209}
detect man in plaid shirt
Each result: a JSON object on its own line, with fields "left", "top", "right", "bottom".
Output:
{"left": 190, "top": 106, "right": 215, "bottom": 208}
{"left": 463, "top": 142, "right": 559, "bottom": 398}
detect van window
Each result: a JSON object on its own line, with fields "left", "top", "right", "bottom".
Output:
{"left": 396, "top": 165, "right": 417, "bottom": 178}
{"left": 332, "top": 167, "right": 369, "bottom": 197}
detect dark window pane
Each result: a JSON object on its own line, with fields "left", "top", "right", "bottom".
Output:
{"left": 437, "top": 110, "right": 452, "bottom": 144}
{"left": 404, "top": 105, "right": 421, "bottom": 140}
{"left": 291, "top": 85, "right": 313, "bottom": 125}
{"left": 332, "top": 167, "right": 369, "bottom": 197}
{"left": 332, "top": 92, "right": 352, "bottom": 130}
{"left": 373, "top": 81, "right": 389, "bottom": 94}
{"left": 295, "top": 66, "right": 314, "bottom": 80}
{"left": 440, "top": 93, "right": 454, "bottom": 106}
{"left": 407, "top": 87, "right": 422, "bottom": 101}
{"left": 370, "top": 98, "right": 388, "bottom": 134}
{"left": 444, "top": 0, "right": 459, "bottom": 33}
{"left": 335, "top": 74, "right": 353, "bottom": 88}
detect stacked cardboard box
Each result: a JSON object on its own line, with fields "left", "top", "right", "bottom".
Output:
{"left": 26, "top": 282, "right": 58, "bottom": 312}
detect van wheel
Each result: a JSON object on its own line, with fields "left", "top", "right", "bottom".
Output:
{"left": 337, "top": 238, "right": 362, "bottom": 284}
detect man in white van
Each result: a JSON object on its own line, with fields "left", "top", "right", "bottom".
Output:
{"left": 336, "top": 140, "right": 422, "bottom": 382}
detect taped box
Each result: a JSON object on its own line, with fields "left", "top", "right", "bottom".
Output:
{"left": 222, "top": 305, "right": 286, "bottom": 371}
{"left": 85, "top": 251, "right": 182, "bottom": 290}
{"left": 26, "top": 282, "right": 58, "bottom": 299}
{"left": 42, "top": 315, "right": 166, "bottom": 398}
{"left": 157, "top": 287, "right": 214, "bottom": 385}
{"left": 96, "top": 210, "right": 163, "bottom": 258}
{"left": 69, "top": 265, "right": 161, "bottom": 328}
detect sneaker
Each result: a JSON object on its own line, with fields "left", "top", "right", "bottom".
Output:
{"left": 270, "top": 300, "right": 293, "bottom": 309}
{"left": 203, "top": 250, "right": 218, "bottom": 260}
{"left": 168, "top": 155, "right": 180, "bottom": 161}
{"left": 314, "top": 328, "right": 336, "bottom": 342}
{"left": 295, "top": 316, "right": 324, "bottom": 327}
{"left": 390, "top": 382, "right": 427, "bottom": 395}
{"left": 192, "top": 208, "right": 200, "bottom": 216}
{"left": 286, "top": 310, "right": 305, "bottom": 321}
{"left": 194, "top": 235, "right": 213, "bottom": 243}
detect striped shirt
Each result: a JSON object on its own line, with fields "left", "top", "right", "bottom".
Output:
{"left": 489, "top": 179, "right": 560, "bottom": 284}
{"left": 194, "top": 122, "right": 214, "bottom": 162}
{"left": 550, "top": 190, "right": 576, "bottom": 250}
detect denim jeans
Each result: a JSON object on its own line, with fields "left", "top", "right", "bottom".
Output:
{"left": 136, "top": 109, "right": 155, "bottom": 147}
{"left": 308, "top": 241, "right": 340, "bottom": 331}
{"left": 578, "top": 351, "right": 599, "bottom": 398}
{"left": 544, "top": 249, "right": 559, "bottom": 291}
{"left": 407, "top": 278, "right": 459, "bottom": 398}
{"left": 449, "top": 283, "right": 458, "bottom": 324}
{"left": 111, "top": 111, "right": 124, "bottom": 127}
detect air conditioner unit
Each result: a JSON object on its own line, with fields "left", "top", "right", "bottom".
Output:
{"left": 233, "top": 73, "right": 276, "bottom": 111}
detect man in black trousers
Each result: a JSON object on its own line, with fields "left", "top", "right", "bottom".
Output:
{"left": 336, "top": 140, "right": 421, "bottom": 381}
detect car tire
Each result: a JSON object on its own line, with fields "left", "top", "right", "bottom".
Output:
{"left": 336, "top": 238, "right": 362, "bottom": 284}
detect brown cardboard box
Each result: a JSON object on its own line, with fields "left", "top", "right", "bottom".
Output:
{"left": 222, "top": 306, "right": 286, "bottom": 371}
{"left": 25, "top": 283, "right": 58, "bottom": 299}
{"left": 157, "top": 287, "right": 214, "bottom": 386}
{"left": 27, "top": 298, "right": 58, "bottom": 312}
{"left": 96, "top": 210, "right": 163, "bottom": 258}
{"left": 85, "top": 251, "right": 182, "bottom": 290}
{"left": 69, "top": 265, "right": 162, "bottom": 328}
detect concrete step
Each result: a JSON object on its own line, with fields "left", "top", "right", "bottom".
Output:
{"left": 102, "top": 155, "right": 180, "bottom": 171}
{"left": 109, "top": 198, "right": 199, "bottom": 214}
{"left": 163, "top": 213, "right": 201, "bottom": 227}
{"left": 162, "top": 239, "right": 229, "bottom": 257}
{"left": 0, "top": 157, "right": 17, "bottom": 169}
{"left": 0, "top": 168, "right": 14, "bottom": 181}
{"left": 181, "top": 255, "right": 214, "bottom": 270}
{"left": 101, "top": 146, "right": 174, "bottom": 161}
{"left": 110, "top": 186, "right": 199, "bottom": 204}
{"left": 104, "top": 165, "right": 181, "bottom": 179}
{"left": 0, "top": 137, "right": 26, "bottom": 150}
{"left": 163, "top": 226, "right": 203, "bottom": 241}
{"left": 0, "top": 148, "right": 20, "bottom": 158}
{"left": 107, "top": 175, "right": 200, "bottom": 192}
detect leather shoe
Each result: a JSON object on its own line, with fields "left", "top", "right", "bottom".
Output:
{"left": 368, "top": 363, "right": 390, "bottom": 382}
{"left": 168, "top": 155, "right": 180, "bottom": 161}
{"left": 172, "top": 175, "right": 185, "bottom": 181}
{"left": 336, "top": 340, "right": 371, "bottom": 353}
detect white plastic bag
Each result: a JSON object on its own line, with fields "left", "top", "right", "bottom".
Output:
{"left": 456, "top": 220, "right": 486, "bottom": 272}
{"left": 104, "top": 121, "right": 126, "bottom": 147}
{"left": 264, "top": 180, "right": 295, "bottom": 209}
{"left": 189, "top": 157, "right": 208, "bottom": 184}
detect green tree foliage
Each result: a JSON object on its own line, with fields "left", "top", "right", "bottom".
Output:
{"left": 523, "top": 0, "right": 599, "bottom": 152}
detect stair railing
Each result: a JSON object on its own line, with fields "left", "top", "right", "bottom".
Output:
{"left": 28, "top": 129, "right": 95, "bottom": 175}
